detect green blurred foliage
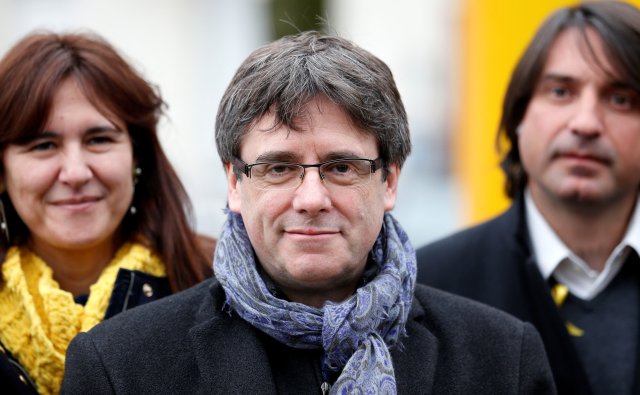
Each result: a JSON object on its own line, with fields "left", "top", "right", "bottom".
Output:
{"left": 271, "top": 0, "right": 325, "bottom": 38}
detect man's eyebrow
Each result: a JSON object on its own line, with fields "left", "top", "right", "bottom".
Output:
{"left": 323, "top": 151, "right": 368, "bottom": 160}
{"left": 255, "top": 151, "right": 299, "bottom": 163}
{"left": 607, "top": 81, "right": 637, "bottom": 91}
{"left": 539, "top": 73, "right": 575, "bottom": 84}
{"left": 254, "top": 150, "right": 369, "bottom": 163}
{"left": 539, "top": 73, "right": 638, "bottom": 93}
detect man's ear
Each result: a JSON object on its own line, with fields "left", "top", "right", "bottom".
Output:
{"left": 226, "top": 162, "right": 242, "bottom": 213}
{"left": 383, "top": 164, "right": 400, "bottom": 212}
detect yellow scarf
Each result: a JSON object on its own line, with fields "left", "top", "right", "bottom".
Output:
{"left": 0, "top": 243, "right": 166, "bottom": 395}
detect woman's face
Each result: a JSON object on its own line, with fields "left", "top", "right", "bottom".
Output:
{"left": 2, "top": 78, "right": 135, "bottom": 256}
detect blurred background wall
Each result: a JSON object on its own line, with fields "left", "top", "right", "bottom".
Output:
{"left": 1, "top": 0, "right": 636, "bottom": 248}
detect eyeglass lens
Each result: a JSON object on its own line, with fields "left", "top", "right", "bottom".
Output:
{"left": 249, "top": 159, "right": 373, "bottom": 190}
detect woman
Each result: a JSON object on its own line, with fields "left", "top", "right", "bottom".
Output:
{"left": 0, "top": 32, "right": 215, "bottom": 394}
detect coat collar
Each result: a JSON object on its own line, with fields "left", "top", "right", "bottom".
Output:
{"left": 187, "top": 280, "right": 438, "bottom": 393}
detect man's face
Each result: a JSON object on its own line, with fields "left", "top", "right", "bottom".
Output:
{"left": 519, "top": 28, "right": 640, "bottom": 208}
{"left": 227, "top": 95, "right": 399, "bottom": 307}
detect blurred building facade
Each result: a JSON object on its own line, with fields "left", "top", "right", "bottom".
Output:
{"left": 0, "top": 0, "right": 461, "bottom": 248}
{"left": 5, "top": 0, "right": 633, "bottom": 249}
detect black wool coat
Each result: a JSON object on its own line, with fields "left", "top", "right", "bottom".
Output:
{"left": 60, "top": 277, "right": 556, "bottom": 394}
{"left": 416, "top": 198, "right": 640, "bottom": 395}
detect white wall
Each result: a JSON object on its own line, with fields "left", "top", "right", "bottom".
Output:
{"left": 327, "top": 0, "right": 462, "bottom": 247}
{"left": 0, "top": 0, "right": 460, "bottom": 248}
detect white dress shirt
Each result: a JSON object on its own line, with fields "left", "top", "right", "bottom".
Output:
{"left": 525, "top": 190, "right": 640, "bottom": 301}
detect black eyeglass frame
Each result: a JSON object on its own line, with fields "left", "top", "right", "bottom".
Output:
{"left": 231, "top": 157, "right": 384, "bottom": 182}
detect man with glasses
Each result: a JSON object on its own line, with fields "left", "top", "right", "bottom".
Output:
{"left": 61, "top": 31, "right": 555, "bottom": 394}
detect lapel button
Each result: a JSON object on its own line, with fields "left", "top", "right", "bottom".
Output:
{"left": 142, "top": 283, "right": 154, "bottom": 297}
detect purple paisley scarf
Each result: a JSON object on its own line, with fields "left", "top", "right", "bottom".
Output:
{"left": 214, "top": 210, "right": 416, "bottom": 394}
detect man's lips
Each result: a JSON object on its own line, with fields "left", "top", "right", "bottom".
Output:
{"left": 285, "top": 229, "right": 339, "bottom": 236}
{"left": 554, "top": 150, "right": 611, "bottom": 165}
{"left": 285, "top": 228, "right": 340, "bottom": 242}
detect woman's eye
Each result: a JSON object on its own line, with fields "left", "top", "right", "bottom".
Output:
{"left": 88, "top": 136, "right": 113, "bottom": 145}
{"left": 31, "top": 141, "right": 56, "bottom": 151}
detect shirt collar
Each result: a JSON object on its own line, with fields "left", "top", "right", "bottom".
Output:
{"left": 525, "top": 190, "right": 640, "bottom": 300}
{"left": 622, "top": 198, "right": 640, "bottom": 254}
{"left": 525, "top": 190, "right": 568, "bottom": 280}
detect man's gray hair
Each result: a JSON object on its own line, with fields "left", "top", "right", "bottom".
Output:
{"left": 215, "top": 31, "right": 411, "bottom": 170}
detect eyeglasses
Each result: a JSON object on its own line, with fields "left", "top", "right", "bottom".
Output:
{"left": 232, "top": 157, "right": 384, "bottom": 190}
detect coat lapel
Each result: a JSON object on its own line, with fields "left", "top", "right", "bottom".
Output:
{"left": 511, "top": 198, "right": 592, "bottom": 394}
{"left": 392, "top": 298, "right": 438, "bottom": 393}
{"left": 188, "top": 284, "right": 277, "bottom": 394}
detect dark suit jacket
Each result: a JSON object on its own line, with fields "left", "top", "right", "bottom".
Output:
{"left": 416, "top": 198, "right": 640, "bottom": 395}
{"left": 61, "top": 278, "right": 556, "bottom": 394}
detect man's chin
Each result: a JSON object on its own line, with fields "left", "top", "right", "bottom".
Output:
{"left": 556, "top": 181, "right": 605, "bottom": 201}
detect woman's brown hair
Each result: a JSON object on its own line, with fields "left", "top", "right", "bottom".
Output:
{"left": 0, "top": 31, "right": 213, "bottom": 291}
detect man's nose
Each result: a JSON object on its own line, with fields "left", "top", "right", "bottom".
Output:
{"left": 567, "top": 91, "right": 604, "bottom": 139}
{"left": 291, "top": 168, "right": 332, "bottom": 215}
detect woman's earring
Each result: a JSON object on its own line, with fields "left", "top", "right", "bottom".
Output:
{"left": 130, "top": 167, "right": 142, "bottom": 215}
{"left": 134, "top": 167, "right": 142, "bottom": 184}
{"left": 0, "top": 199, "right": 10, "bottom": 242}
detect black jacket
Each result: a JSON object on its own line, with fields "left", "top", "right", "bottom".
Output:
{"left": 0, "top": 269, "right": 170, "bottom": 395}
{"left": 60, "top": 278, "right": 556, "bottom": 394}
{"left": 416, "top": 198, "right": 640, "bottom": 395}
